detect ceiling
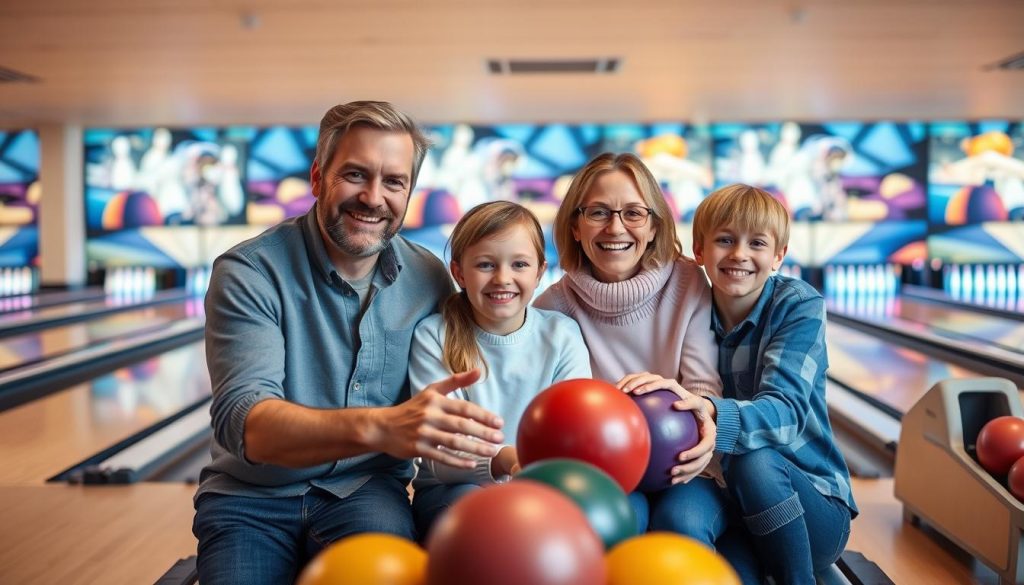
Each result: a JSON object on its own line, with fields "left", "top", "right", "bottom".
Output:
{"left": 1, "top": 0, "right": 1023, "bottom": 127}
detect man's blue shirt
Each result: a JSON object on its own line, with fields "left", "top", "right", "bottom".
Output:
{"left": 198, "top": 205, "right": 452, "bottom": 500}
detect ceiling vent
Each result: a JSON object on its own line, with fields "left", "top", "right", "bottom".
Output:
{"left": 985, "top": 50, "right": 1024, "bottom": 71}
{"left": 0, "top": 66, "right": 39, "bottom": 83}
{"left": 487, "top": 58, "right": 620, "bottom": 75}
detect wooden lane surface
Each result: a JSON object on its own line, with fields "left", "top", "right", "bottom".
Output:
{"left": 0, "top": 483, "right": 197, "bottom": 585}
{"left": 0, "top": 477, "right": 999, "bottom": 584}
{"left": 847, "top": 478, "right": 995, "bottom": 584}
{"left": 0, "top": 301, "right": 198, "bottom": 371}
{"left": 0, "top": 343, "right": 209, "bottom": 484}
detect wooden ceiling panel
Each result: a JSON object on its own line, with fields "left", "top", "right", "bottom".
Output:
{"left": 0, "top": 0, "right": 1021, "bottom": 126}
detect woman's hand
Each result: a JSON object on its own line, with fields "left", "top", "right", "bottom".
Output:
{"left": 616, "top": 371, "right": 683, "bottom": 397}
{"left": 615, "top": 372, "right": 717, "bottom": 484}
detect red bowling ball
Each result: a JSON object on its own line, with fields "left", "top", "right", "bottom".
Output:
{"left": 631, "top": 389, "right": 700, "bottom": 492}
{"left": 1009, "top": 457, "right": 1024, "bottom": 502}
{"left": 425, "top": 481, "right": 607, "bottom": 585}
{"left": 976, "top": 416, "right": 1024, "bottom": 476}
{"left": 517, "top": 378, "right": 652, "bottom": 492}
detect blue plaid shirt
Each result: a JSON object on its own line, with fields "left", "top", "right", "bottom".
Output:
{"left": 708, "top": 274, "right": 858, "bottom": 516}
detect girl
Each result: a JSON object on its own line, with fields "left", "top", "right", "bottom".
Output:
{"left": 409, "top": 201, "right": 592, "bottom": 540}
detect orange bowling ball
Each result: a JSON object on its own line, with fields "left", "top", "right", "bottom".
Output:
{"left": 607, "top": 532, "right": 741, "bottom": 585}
{"left": 977, "top": 416, "right": 1024, "bottom": 476}
{"left": 296, "top": 533, "right": 426, "bottom": 585}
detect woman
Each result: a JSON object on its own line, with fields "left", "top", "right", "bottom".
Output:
{"left": 533, "top": 152, "right": 722, "bottom": 530}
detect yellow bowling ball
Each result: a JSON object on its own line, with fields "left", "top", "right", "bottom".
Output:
{"left": 297, "top": 533, "right": 426, "bottom": 585}
{"left": 606, "top": 532, "right": 740, "bottom": 585}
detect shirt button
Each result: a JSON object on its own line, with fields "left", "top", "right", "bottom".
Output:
{"left": 353, "top": 382, "right": 361, "bottom": 391}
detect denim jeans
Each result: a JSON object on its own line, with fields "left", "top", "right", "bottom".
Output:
{"left": 648, "top": 449, "right": 851, "bottom": 585}
{"left": 193, "top": 474, "right": 415, "bottom": 585}
{"left": 411, "top": 483, "right": 480, "bottom": 543}
{"left": 628, "top": 490, "right": 650, "bottom": 534}
{"left": 648, "top": 477, "right": 764, "bottom": 583}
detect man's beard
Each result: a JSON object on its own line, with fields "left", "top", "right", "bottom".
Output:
{"left": 319, "top": 201, "right": 401, "bottom": 258}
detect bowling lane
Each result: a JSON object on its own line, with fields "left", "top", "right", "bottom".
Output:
{"left": 0, "top": 287, "right": 108, "bottom": 315}
{"left": 903, "top": 283, "right": 1024, "bottom": 322}
{"left": 0, "top": 299, "right": 204, "bottom": 373}
{"left": 892, "top": 297, "right": 1024, "bottom": 354}
{"left": 0, "top": 288, "right": 191, "bottom": 338}
{"left": 827, "top": 321, "right": 1020, "bottom": 416}
{"left": 833, "top": 294, "right": 1024, "bottom": 355}
{"left": 0, "top": 342, "right": 210, "bottom": 484}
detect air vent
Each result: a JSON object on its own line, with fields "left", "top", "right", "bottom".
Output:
{"left": 986, "top": 50, "right": 1024, "bottom": 71}
{"left": 0, "top": 66, "right": 38, "bottom": 83}
{"left": 487, "top": 58, "right": 620, "bottom": 75}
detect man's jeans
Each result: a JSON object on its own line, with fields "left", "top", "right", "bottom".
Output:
{"left": 193, "top": 474, "right": 414, "bottom": 585}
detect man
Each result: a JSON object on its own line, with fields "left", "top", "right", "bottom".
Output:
{"left": 194, "top": 101, "right": 505, "bottom": 584}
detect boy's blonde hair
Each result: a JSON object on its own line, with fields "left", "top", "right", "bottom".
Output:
{"left": 692, "top": 184, "right": 790, "bottom": 252}
{"left": 553, "top": 152, "right": 681, "bottom": 273}
{"left": 442, "top": 201, "right": 546, "bottom": 376}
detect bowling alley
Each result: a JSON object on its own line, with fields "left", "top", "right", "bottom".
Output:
{"left": 2, "top": 1, "right": 1024, "bottom": 584}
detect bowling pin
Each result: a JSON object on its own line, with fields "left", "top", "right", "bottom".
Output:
{"left": 973, "top": 265, "right": 985, "bottom": 304}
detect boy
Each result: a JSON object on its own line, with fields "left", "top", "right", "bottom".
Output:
{"left": 674, "top": 183, "right": 858, "bottom": 583}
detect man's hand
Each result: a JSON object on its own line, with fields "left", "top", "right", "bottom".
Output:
{"left": 369, "top": 369, "right": 505, "bottom": 469}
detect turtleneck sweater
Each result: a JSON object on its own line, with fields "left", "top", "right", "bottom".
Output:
{"left": 533, "top": 257, "right": 722, "bottom": 398}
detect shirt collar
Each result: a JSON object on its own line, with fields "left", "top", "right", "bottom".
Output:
{"left": 711, "top": 274, "right": 777, "bottom": 339}
{"left": 301, "top": 202, "right": 402, "bottom": 286}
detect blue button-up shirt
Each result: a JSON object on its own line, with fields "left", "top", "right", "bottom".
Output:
{"left": 708, "top": 274, "right": 858, "bottom": 516}
{"left": 198, "top": 206, "right": 452, "bottom": 500}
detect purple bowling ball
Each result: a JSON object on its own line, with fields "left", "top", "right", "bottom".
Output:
{"left": 630, "top": 389, "right": 700, "bottom": 493}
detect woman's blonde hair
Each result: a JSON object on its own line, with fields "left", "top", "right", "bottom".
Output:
{"left": 552, "top": 152, "right": 681, "bottom": 272}
{"left": 691, "top": 184, "right": 791, "bottom": 252}
{"left": 442, "top": 201, "right": 546, "bottom": 376}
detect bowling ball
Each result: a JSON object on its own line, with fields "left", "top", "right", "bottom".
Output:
{"left": 102, "top": 191, "right": 164, "bottom": 230}
{"left": 296, "top": 533, "right": 426, "bottom": 585}
{"left": 426, "top": 481, "right": 606, "bottom": 585}
{"left": 1008, "top": 457, "right": 1024, "bottom": 502}
{"left": 977, "top": 416, "right": 1024, "bottom": 476}
{"left": 516, "top": 458, "right": 637, "bottom": 549}
{"left": 517, "top": 378, "right": 651, "bottom": 492}
{"left": 945, "top": 185, "right": 1007, "bottom": 225}
{"left": 606, "top": 532, "right": 740, "bottom": 585}
{"left": 631, "top": 389, "right": 700, "bottom": 492}
{"left": 405, "top": 189, "right": 461, "bottom": 229}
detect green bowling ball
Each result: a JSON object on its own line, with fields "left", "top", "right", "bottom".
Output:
{"left": 516, "top": 458, "right": 638, "bottom": 549}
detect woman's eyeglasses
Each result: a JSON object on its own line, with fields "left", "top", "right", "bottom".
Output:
{"left": 576, "top": 205, "right": 653, "bottom": 228}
